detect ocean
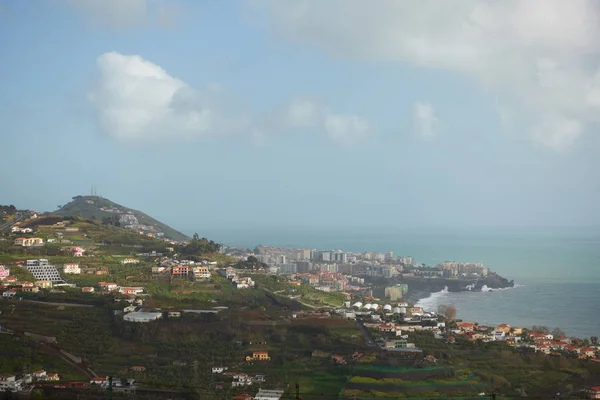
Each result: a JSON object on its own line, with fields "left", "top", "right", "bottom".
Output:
{"left": 203, "top": 226, "right": 600, "bottom": 339}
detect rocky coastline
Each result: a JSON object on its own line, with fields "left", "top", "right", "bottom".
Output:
{"left": 403, "top": 272, "right": 515, "bottom": 305}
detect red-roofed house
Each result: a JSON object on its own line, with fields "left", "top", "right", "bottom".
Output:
{"left": 456, "top": 322, "right": 475, "bottom": 332}
{"left": 46, "top": 373, "right": 59, "bottom": 381}
{"left": 378, "top": 323, "right": 395, "bottom": 332}
{"left": 90, "top": 377, "right": 106, "bottom": 385}
{"left": 331, "top": 355, "right": 346, "bottom": 364}
{"left": 587, "top": 386, "right": 600, "bottom": 399}
{"left": 33, "top": 370, "right": 47, "bottom": 379}
{"left": 130, "top": 366, "right": 146, "bottom": 372}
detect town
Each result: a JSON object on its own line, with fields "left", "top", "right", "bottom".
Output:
{"left": 0, "top": 204, "right": 599, "bottom": 400}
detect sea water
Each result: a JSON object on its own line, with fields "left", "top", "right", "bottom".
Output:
{"left": 204, "top": 226, "right": 600, "bottom": 339}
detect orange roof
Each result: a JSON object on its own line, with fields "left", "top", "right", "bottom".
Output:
{"left": 253, "top": 351, "right": 268, "bottom": 355}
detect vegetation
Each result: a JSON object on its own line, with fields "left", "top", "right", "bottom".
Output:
{"left": 54, "top": 195, "right": 190, "bottom": 242}
{"left": 178, "top": 233, "right": 221, "bottom": 256}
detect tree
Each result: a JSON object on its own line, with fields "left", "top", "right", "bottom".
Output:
{"left": 551, "top": 327, "right": 566, "bottom": 338}
{"left": 531, "top": 325, "right": 549, "bottom": 334}
{"left": 591, "top": 336, "right": 598, "bottom": 346}
{"left": 438, "top": 304, "right": 457, "bottom": 321}
{"left": 193, "top": 233, "right": 200, "bottom": 241}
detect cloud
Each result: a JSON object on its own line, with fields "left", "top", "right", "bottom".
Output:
{"left": 88, "top": 52, "right": 245, "bottom": 144}
{"left": 66, "top": 0, "right": 180, "bottom": 29}
{"left": 283, "top": 99, "right": 370, "bottom": 145}
{"left": 252, "top": 0, "right": 600, "bottom": 150}
{"left": 89, "top": 52, "right": 369, "bottom": 145}
{"left": 413, "top": 102, "right": 439, "bottom": 140}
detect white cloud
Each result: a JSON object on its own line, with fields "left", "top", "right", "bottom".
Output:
{"left": 252, "top": 0, "right": 600, "bottom": 150}
{"left": 413, "top": 102, "right": 439, "bottom": 140}
{"left": 89, "top": 52, "right": 369, "bottom": 145}
{"left": 283, "top": 99, "right": 370, "bottom": 145}
{"left": 89, "top": 52, "right": 243, "bottom": 144}
{"left": 67, "top": 0, "right": 179, "bottom": 29}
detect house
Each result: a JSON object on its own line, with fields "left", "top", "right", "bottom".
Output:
{"left": 122, "top": 258, "right": 139, "bottom": 265}
{"left": 2, "top": 289, "right": 17, "bottom": 298}
{"left": 119, "top": 287, "right": 144, "bottom": 296}
{"left": 98, "top": 282, "right": 118, "bottom": 291}
{"left": 35, "top": 280, "right": 53, "bottom": 289}
{"left": 0, "top": 374, "right": 21, "bottom": 392}
{"left": 90, "top": 377, "right": 106, "bottom": 385}
{"left": 20, "top": 285, "right": 39, "bottom": 293}
{"left": 63, "top": 263, "right": 81, "bottom": 274}
{"left": 70, "top": 247, "right": 85, "bottom": 257}
{"left": 46, "top": 373, "right": 59, "bottom": 381}
{"left": 211, "top": 367, "right": 228, "bottom": 374}
{"left": 246, "top": 351, "right": 270, "bottom": 361}
{"left": 331, "top": 355, "right": 346, "bottom": 364}
{"left": 123, "top": 305, "right": 136, "bottom": 313}
{"left": 253, "top": 374, "right": 266, "bottom": 383}
{"left": 495, "top": 323, "right": 511, "bottom": 334}
{"left": 408, "top": 306, "right": 424, "bottom": 316}
{"left": 456, "top": 322, "right": 475, "bottom": 332}
{"left": 511, "top": 327, "right": 523, "bottom": 335}
{"left": 130, "top": 366, "right": 146, "bottom": 372}
{"left": 171, "top": 265, "right": 190, "bottom": 277}
{"left": 14, "top": 238, "right": 44, "bottom": 247}
{"left": 168, "top": 311, "right": 181, "bottom": 318}
{"left": 535, "top": 344, "right": 552, "bottom": 354}
{"left": 81, "top": 287, "right": 95, "bottom": 293}
{"left": 0, "top": 265, "right": 9, "bottom": 279}
{"left": 193, "top": 266, "right": 211, "bottom": 280}
{"left": 587, "top": 386, "right": 600, "bottom": 399}
{"left": 378, "top": 323, "right": 395, "bottom": 332}
{"left": 581, "top": 347, "right": 597, "bottom": 358}
{"left": 33, "top": 370, "right": 47, "bottom": 379}
{"left": 233, "top": 277, "right": 254, "bottom": 289}
{"left": 232, "top": 373, "right": 252, "bottom": 387}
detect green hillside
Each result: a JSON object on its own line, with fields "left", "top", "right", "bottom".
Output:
{"left": 53, "top": 195, "right": 190, "bottom": 242}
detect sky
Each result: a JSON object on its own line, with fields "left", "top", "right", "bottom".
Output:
{"left": 1, "top": 0, "right": 600, "bottom": 234}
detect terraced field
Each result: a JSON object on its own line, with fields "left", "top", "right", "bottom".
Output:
{"left": 343, "top": 364, "right": 490, "bottom": 398}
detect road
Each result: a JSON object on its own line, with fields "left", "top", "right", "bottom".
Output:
{"left": 356, "top": 320, "right": 378, "bottom": 348}
{"left": 0, "top": 212, "right": 24, "bottom": 233}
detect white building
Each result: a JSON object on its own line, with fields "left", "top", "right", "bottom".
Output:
{"left": 0, "top": 374, "right": 22, "bottom": 392}
{"left": 63, "top": 263, "right": 81, "bottom": 274}
{"left": 193, "top": 266, "right": 211, "bottom": 280}
{"left": 25, "top": 259, "right": 63, "bottom": 283}
{"left": 123, "top": 312, "right": 162, "bottom": 323}
{"left": 121, "top": 258, "right": 139, "bottom": 265}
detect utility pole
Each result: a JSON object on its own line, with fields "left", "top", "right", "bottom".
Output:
{"left": 107, "top": 376, "right": 113, "bottom": 399}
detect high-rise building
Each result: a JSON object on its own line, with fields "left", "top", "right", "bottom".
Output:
{"left": 385, "top": 252, "right": 394, "bottom": 260}
{"left": 332, "top": 252, "right": 347, "bottom": 263}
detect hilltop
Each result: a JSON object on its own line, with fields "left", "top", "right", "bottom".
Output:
{"left": 53, "top": 196, "right": 190, "bottom": 242}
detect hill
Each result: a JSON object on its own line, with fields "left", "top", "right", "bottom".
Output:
{"left": 53, "top": 195, "right": 190, "bottom": 242}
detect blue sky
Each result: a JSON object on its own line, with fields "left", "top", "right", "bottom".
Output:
{"left": 1, "top": 0, "right": 600, "bottom": 234}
